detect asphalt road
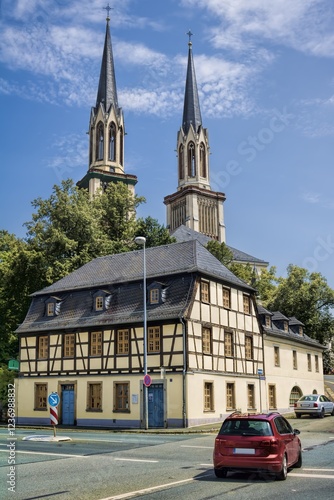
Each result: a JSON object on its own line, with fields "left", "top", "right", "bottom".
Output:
{"left": 0, "top": 416, "right": 333, "bottom": 500}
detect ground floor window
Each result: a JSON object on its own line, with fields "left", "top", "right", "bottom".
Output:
{"left": 34, "top": 383, "right": 47, "bottom": 410}
{"left": 87, "top": 382, "right": 102, "bottom": 411}
{"left": 268, "top": 384, "right": 277, "bottom": 409}
{"left": 247, "top": 384, "right": 255, "bottom": 409}
{"left": 289, "top": 386, "right": 302, "bottom": 406}
{"left": 204, "top": 381, "right": 214, "bottom": 411}
{"left": 226, "top": 383, "right": 235, "bottom": 410}
{"left": 113, "top": 382, "right": 130, "bottom": 412}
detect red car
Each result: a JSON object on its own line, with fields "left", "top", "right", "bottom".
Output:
{"left": 213, "top": 412, "right": 302, "bottom": 480}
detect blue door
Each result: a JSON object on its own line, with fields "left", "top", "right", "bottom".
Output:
{"left": 148, "top": 384, "right": 164, "bottom": 428}
{"left": 61, "top": 385, "right": 75, "bottom": 425}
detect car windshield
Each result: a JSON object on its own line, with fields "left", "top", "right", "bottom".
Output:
{"left": 300, "top": 395, "right": 318, "bottom": 402}
{"left": 219, "top": 419, "right": 273, "bottom": 436}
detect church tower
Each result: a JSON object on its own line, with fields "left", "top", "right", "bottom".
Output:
{"left": 77, "top": 12, "right": 137, "bottom": 196}
{"left": 164, "top": 33, "right": 226, "bottom": 242}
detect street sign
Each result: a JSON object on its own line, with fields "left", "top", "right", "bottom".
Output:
{"left": 8, "top": 359, "right": 19, "bottom": 371}
{"left": 143, "top": 374, "right": 152, "bottom": 387}
{"left": 257, "top": 368, "right": 263, "bottom": 375}
{"left": 48, "top": 392, "right": 60, "bottom": 407}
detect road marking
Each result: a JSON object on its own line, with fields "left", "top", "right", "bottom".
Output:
{"left": 292, "top": 473, "right": 334, "bottom": 479}
{"left": 303, "top": 468, "right": 334, "bottom": 472}
{"left": 98, "top": 472, "right": 212, "bottom": 500}
{"left": 113, "top": 458, "right": 159, "bottom": 463}
{"left": 0, "top": 449, "right": 86, "bottom": 458}
{"left": 180, "top": 445, "right": 212, "bottom": 449}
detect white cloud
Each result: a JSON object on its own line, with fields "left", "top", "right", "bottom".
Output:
{"left": 301, "top": 192, "right": 321, "bottom": 204}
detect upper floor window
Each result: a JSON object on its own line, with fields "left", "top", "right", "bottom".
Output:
{"left": 148, "top": 326, "right": 160, "bottom": 353}
{"left": 109, "top": 122, "right": 116, "bottom": 161}
{"left": 188, "top": 142, "right": 196, "bottom": 177}
{"left": 307, "top": 353, "right": 312, "bottom": 371}
{"left": 225, "top": 331, "right": 234, "bottom": 357}
{"left": 315, "top": 355, "right": 319, "bottom": 372}
{"left": 178, "top": 144, "right": 184, "bottom": 180}
{"left": 64, "top": 333, "right": 75, "bottom": 358}
{"left": 90, "top": 332, "right": 102, "bottom": 356}
{"left": 149, "top": 288, "right": 159, "bottom": 305}
{"left": 274, "top": 346, "right": 280, "bottom": 367}
{"left": 243, "top": 294, "right": 251, "bottom": 314}
{"left": 293, "top": 350, "right": 298, "bottom": 370}
{"left": 202, "top": 327, "right": 212, "bottom": 354}
{"left": 223, "top": 288, "right": 231, "bottom": 309}
{"left": 117, "top": 329, "right": 129, "bottom": 355}
{"left": 95, "top": 297, "right": 104, "bottom": 311}
{"left": 96, "top": 122, "right": 104, "bottom": 160}
{"left": 201, "top": 281, "right": 210, "bottom": 303}
{"left": 245, "top": 336, "right": 253, "bottom": 359}
{"left": 38, "top": 336, "right": 48, "bottom": 359}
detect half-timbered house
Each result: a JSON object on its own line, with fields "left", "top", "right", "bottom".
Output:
{"left": 16, "top": 240, "right": 265, "bottom": 428}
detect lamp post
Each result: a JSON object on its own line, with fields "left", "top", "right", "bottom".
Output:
{"left": 134, "top": 236, "right": 148, "bottom": 429}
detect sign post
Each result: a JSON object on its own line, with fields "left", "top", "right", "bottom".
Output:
{"left": 48, "top": 392, "right": 60, "bottom": 438}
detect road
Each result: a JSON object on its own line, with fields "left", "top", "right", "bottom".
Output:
{"left": 0, "top": 417, "right": 333, "bottom": 500}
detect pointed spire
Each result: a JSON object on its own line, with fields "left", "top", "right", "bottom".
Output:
{"left": 182, "top": 31, "right": 202, "bottom": 134}
{"left": 96, "top": 12, "right": 119, "bottom": 113}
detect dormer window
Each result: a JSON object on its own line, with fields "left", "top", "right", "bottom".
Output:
{"left": 299, "top": 325, "right": 303, "bottom": 335}
{"left": 284, "top": 321, "right": 289, "bottom": 332}
{"left": 45, "top": 297, "right": 62, "bottom": 317}
{"left": 265, "top": 315, "right": 271, "bottom": 328}
{"left": 93, "top": 290, "right": 111, "bottom": 312}
{"left": 147, "top": 282, "right": 167, "bottom": 306}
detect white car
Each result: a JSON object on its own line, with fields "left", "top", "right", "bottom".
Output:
{"left": 294, "top": 394, "right": 334, "bottom": 418}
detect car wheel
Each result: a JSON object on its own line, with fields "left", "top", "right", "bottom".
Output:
{"left": 295, "top": 413, "right": 301, "bottom": 419}
{"left": 319, "top": 407, "right": 325, "bottom": 419}
{"left": 214, "top": 468, "right": 228, "bottom": 478}
{"left": 276, "top": 454, "right": 288, "bottom": 481}
{"left": 294, "top": 449, "right": 302, "bottom": 468}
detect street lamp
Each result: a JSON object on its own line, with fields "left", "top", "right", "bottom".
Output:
{"left": 134, "top": 236, "right": 148, "bottom": 429}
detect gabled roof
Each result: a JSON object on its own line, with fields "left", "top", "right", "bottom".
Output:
{"left": 182, "top": 39, "right": 202, "bottom": 134}
{"left": 171, "top": 225, "right": 268, "bottom": 266}
{"left": 32, "top": 240, "right": 254, "bottom": 298}
{"left": 271, "top": 311, "right": 289, "bottom": 321}
{"left": 289, "top": 316, "right": 304, "bottom": 326}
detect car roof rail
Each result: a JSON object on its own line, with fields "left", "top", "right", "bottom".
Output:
{"left": 266, "top": 411, "right": 280, "bottom": 417}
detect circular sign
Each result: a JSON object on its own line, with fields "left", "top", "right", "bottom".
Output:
{"left": 143, "top": 374, "right": 152, "bottom": 387}
{"left": 48, "top": 392, "right": 60, "bottom": 407}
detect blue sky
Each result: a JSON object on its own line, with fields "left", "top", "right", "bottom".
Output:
{"left": 1, "top": 0, "right": 334, "bottom": 286}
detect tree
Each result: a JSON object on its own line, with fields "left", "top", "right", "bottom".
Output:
{"left": 206, "top": 241, "right": 234, "bottom": 267}
{"left": 134, "top": 216, "right": 175, "bottom": 248}
{"left": 267, "top": 265, "right": 334, "bottom": 344}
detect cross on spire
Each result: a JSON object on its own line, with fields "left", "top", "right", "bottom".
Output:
{"left": 186, "top": 30, "right": 193, "bottom": 44}
{"left": 103, "top": 3, "right": 113, "bottom": 20}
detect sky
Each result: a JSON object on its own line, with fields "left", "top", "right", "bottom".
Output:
{"left": 1, "top": 0, "right": 334, "bottom": 286}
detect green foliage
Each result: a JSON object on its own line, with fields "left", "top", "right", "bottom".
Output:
{"left": 0, "top": 366, "right": 15, "bottom": 413}
{"left": 206, "top": 241, "right": 234, "bottom": 267}
{"left": 267, "top": 265, "right": 334, "bottom": 344}
{"left": 134, "top": 217, "right": 175, "bottom": 248}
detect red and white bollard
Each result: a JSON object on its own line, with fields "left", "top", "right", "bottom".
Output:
{"left": 50, "top": 406, "right": 58, "bottom": 437}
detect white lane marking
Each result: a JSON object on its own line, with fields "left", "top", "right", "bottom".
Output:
{"left": 113, "top": 458, "right": 158, "bottom": 463}
{"left": 98, "top": 472, "right": 212, "bottom": 500}
{"left": 0, "top": 449, "right": 85, "bottom": 458}
{"left": 303, "top": 468, "right": 334, "bottom": 472}
{"left": 180, "top": 445, "right": 212, "bottom": 449}
{"left": 292, "top": 473, "right": 334, "bottom": 479}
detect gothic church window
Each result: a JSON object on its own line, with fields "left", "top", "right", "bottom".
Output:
{"left": 178, "top": 144, "right": 184, "bottom": 179}
{"left": 119, "top": 127, "right": 123, "bottom": 165}
{"left": 188, "top": 142, "right": 196, "bottom": 177}
{"left": 109, "top": 122, "right": 116, "bottom": 161}
{"left": 96, "top": 122, "right": 104, "bottom": 160}
{"left": 200, "top": 142, "right": 206, "bottom": 177}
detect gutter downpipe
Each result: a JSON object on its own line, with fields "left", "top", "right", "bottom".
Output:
{"left": 180, "top": 316, "right": 187, "bottom": 428}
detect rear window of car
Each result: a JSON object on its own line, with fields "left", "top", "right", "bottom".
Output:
{"left": 300, "top": 395, "right": 317, "bottom": 402}
{"left": 219, "top": 419, "right": 273, "bottom": 436}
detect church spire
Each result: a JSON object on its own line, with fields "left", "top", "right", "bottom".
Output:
{"left": 96, "top": 11, "right": 119, "bottom": 113}
{"left": 182, "top": 31, "right": 202, "bottom": 134}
